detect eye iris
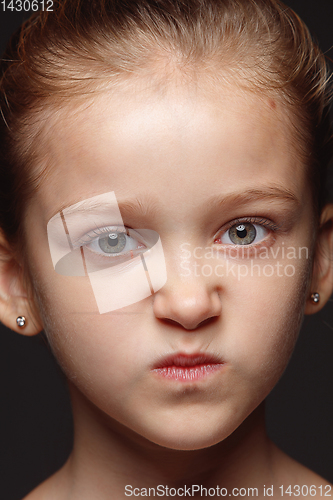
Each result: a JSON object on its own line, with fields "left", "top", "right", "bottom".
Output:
{"left": 98, "top": 232, "right": 127, "bottom": 253}
{"left": 229, "top": 223, "right": 256, "bottom": 245}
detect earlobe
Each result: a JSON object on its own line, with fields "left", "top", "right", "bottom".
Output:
{"left": 305, "top": 204, "right": 333, "bottom": 315}
{"left": 0, "top": 231, "right": 43, "bottom": 336}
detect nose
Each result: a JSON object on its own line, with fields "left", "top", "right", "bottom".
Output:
{"left": 153, "top": 279, "right": 222, "bottom": 330}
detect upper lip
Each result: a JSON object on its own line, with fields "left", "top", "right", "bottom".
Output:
{"left": 153, "top": 352, "right": 223, "bottom": 369}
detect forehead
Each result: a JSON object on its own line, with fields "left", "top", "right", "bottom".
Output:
{"left": 34, "top": 80, "right": 307, "bottom": 220}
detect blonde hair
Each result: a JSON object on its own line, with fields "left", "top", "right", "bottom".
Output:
{"left": 0, "top": 0, "right": 332, "bottom": 242}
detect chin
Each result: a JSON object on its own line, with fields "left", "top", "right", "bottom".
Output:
{"left": 145, "top": 427, "right": 231, "bottom": 451}
{"left": 135, "top": 416, "right": 237, "bottom": 451}
{"left": 153, "top": 437, "right": 223, "bottom": 451}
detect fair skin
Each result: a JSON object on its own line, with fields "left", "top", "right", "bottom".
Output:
{"left": 0, "top": 77, "right": 332, "bottom": 499}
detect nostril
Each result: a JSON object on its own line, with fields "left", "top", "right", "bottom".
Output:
{"left": 197, "top": 316, "right": 218, "bottom": 328}
{"left": 163, "top": 318, "right": 182, "bottom": 327}
{"left": 158, "top": 315, "right": 218, "bottom": 330}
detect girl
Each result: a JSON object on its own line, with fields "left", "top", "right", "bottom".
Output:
{"left": 0, "top": 0, "right": 332, "bottom": 498}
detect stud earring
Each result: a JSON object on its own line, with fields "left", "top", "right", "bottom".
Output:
{"left": 16, "top": 316, "right": 26, "bottom": 328}
{"left": 310, "top": 292, "right": 320, "bottom": 304}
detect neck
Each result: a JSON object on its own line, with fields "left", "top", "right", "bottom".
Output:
{"left": 58, "top": 383, "right": 276, "bottom": 498}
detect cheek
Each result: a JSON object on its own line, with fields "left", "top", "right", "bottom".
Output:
{"left": 34, "top": 280, "right": 130, "bottom": 363}
{"left": 30, "top": 266, "right": 149, "bottom": 404}
{"left": 224, "top": 257, "right": 310, "bottom": 389}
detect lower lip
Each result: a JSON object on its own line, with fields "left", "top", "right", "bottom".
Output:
{"left": 153, "top": 364, "right": 223, "bottom": 382}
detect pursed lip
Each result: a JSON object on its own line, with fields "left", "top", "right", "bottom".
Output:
{"left": 153, "top": 352, "right": 223, "bottom": 369}
{"left": 152, "top": 353, "right": 224, "bottom": 382}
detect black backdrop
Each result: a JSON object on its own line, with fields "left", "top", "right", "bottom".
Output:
{"left": 0, "top": 1, "right": 333, "bottom": 498}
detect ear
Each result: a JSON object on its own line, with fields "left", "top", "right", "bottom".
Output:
{"left": 305, "top": 203, "right": 333, "bottom": 314}
{"left": 0, "top": 230, "right": 43, "bottom": 335}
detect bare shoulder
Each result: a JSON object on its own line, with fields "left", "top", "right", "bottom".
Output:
{"left": 22, "top": 479, "right": 55, "bottom": 500}
{"left": 22, "top": 462, "right": 71, "bottom": 500}
{"left": 271, "top": 443, "right": 332, "bottom": 497}
{"left": 22, "top": 482, "right": 49, "bottom": 500}
{"left": 22, "top": 477, "right": 61, "bottom": 500}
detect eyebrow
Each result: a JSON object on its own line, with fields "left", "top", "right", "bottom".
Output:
{"left": 205, "top": 185, "right": 301, "bottom": 211}
{"left": 54, "top": 195, "right": 162, "bottom": 220}
{"left": 52, "top": 185, "right": 300, "bottom": 220}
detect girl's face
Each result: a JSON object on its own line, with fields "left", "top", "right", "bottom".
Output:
{"left": 24, "top": 80, "right": 314, "bottom": 450}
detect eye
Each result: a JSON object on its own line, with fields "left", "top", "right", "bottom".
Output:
{"left": 84, "top": 228, "right": 145, "bottom": 256}
{"left": 219, "top": 222, "right": 268, "bottom": 246}
{"left": 97, "top": 232, "right": 127, "bottom": 254}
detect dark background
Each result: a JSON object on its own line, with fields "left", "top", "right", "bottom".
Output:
{"left": 0, "top": 1, "right": 333, "bottom": 498}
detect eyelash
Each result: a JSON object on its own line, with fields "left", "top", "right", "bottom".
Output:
{"left": 224, "top": 216, "right": 278, "bottom": 231}
{"left": 76, "top": 226, "right": 128, "bottom": 246}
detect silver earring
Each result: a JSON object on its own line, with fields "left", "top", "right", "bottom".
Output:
{"left": 310, "top": 292, "right": 320, "bottom": 304}
{"left": 16, "top": 316, "right": 26, "bottom": 328}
